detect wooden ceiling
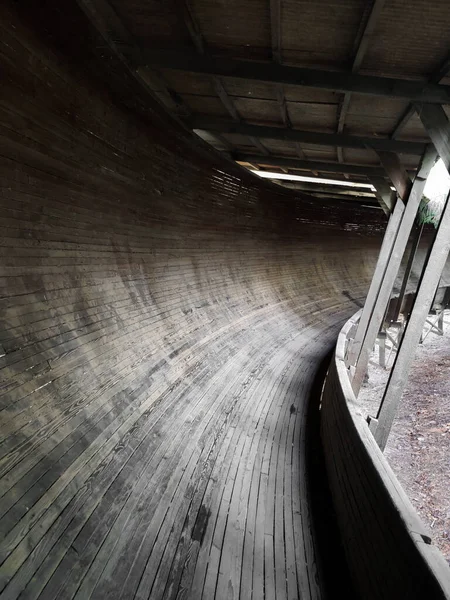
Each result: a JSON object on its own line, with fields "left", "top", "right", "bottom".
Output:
{"left": 75, "top": 0, "right": 450, "bottom": 206}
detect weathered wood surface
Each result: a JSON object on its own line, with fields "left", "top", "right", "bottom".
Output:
{"left": 0, "top": 3, "right": 385, "bottom": 599}
{"left": 321, "top": 314, "right": 450, "bottom": 599}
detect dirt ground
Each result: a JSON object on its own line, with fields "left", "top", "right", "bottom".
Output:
{"left": 358, "top": 315, "right": 450, "bottom": 564}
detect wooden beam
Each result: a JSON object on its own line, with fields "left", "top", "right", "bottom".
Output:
{"left": 351, "top": 144, "right": 438, "bottom": 394}
{"left": 391, "top": 50, "right": 450, "bottom": 138}
{"left": 375, "top": 191, "right": 450, "bottom": 450}
{"left": 271, "top": 181, "right": 376, "bottom": 197}
{"left": 191, "top": 117, "right": 427, "bottom": 154}
{"left": 234, "top": 153, "right": 392, "bottom": 177}
{"left": 390, "top": 106, "right": 416, "bottom": 140}
{"left": 76, "top": 1, "right": 192, "bottom": 117}
{"left": 145, "top": 50, "right": 450, "bottom": 103}
{"left": 376, "top": 151, "right": 412, "bottom": 201}
{"left": 415, "top": 103, "right": 450, "bottom": 172}
{"left": 276, "top": 86, "right": 291, "bottom": 128}
{"left": 337, "top": 0, "right": 386, "bottom": 160}
{"left": 269, "top": 0, "right": 293, "bottom": 135}
{"left": 352, "top": 0, "right": 387, "bottom": 72}
{"left": 391, "top": 223, "right": 424, "bottom": 322}
{"left": 368, "top": 175, "right": 395, "bottom": 214}
{"left": 270, "top": 0, "right": 281, "bottom": 64}
{"left": 175, "top": 1, "right": 268, "bottom": 155}
{"left": 174, "top": 0, "right": 205, "bottom": 54}
{"left": 346, "top": 200, "right": 404, "bottom": 366}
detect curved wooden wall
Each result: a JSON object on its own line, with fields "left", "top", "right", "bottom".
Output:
{"left": 321, "top": 313, "right": 450, "bottom": 599}
{"left": 0, "top": 2, "right": 391, "bottom": 599}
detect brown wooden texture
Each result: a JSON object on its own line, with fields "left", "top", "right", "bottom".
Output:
{"left": 321, "top": 316, "right": 450, "bottom": 600}
{"left": 0, "top": 3, "right": 388, "bottom": 599}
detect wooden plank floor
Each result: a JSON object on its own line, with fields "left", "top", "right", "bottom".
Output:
{"left": 0, "top": 299, "right": 354, "bottom": 600}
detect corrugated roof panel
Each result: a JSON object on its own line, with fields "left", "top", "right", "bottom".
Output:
{"left": 190, "top": 0, "right": 271, "bottom": 55}
{"left": 111, "top": 0, "right": 189, "bottom": 46}
{"left": 328, "top": 148, "right": 379, "bottom": 164}
{"left": 300, "top": 144, "right": 340, "bottom": 159}
{"left": 232, "top": 98, "right": 281, "bottom": 123}
{"left": 282, "top": 0, "right": 367, "bottom": 68}
{"left": 288, "top": 103, "right": 337, "bottom": 132}
{"left": 257, "top": 139, "right": 300, "bottom": 153}
{"left": 361, "top": 0, "right": 450, "bottom": 77}
{"left": 161, "top": 70, "right": 217, "bottom": 96}
{"left": 345, "top": 96, "right": 409, "bottom": 136}
{"left": 283, "top": 86, "right": 340, "bottom": 104}
{"left": 182, "top": 94, "right": 230, "bottom": 117}
{"left": 395, "top": 113, "right": 429, "bottom": 142}
{"left": 217, "top": 79, "right": 278, "bottom": 101}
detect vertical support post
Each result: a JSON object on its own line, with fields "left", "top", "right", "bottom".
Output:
{"left": 351, "top": 145, "right": 437, "bottom": 395}
{"left": 378, "top": 330, "right": 387, "bottom": 368}
{"left": 346, "top": 199, "right": 404, "bottom": 366}
{"left": 375, "top": 191, "right": 450, "bottom": 450}
{"left": 369, "top": 176, "right": 396, "bottom": 214}
{"left": 391, "top": 223, "right": 424, "bottom": 322}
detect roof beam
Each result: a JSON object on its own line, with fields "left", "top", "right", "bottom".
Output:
{"left": 391, "top": 50, "right": 450, "bottom": 138}
{"left": 414, "top": 103, "right": 450, "bottom": 172}
{"left": 76, "top": 0, "right": 193, "bottom": 116}
{"left": 269, "top": 0, "right": 293, "bottom": 136}
{"left": 176, "top": 1, "right": 268, "bottom": 155}
{"left": 191, "top": 117, "right": 427, "bottom": 154}
{"left": 336, "top": 0, "right": 386, "bottom": 162}
{"left": 234, "top": 153, "right": 394, "bottom": 177}
{"left": 352, "top": 0, "right": 386, "bottom": 72}
{"left": 272, "top": 181, "right": 375, "bottom": 196}
{"left": 145, "top": 50, "right": 450, "bottom": 103}
{"left": 376, "top": 151, "right": 412, "bottom": 201}
{"left": 270, "top": 0, "right": 282, "bottom": 64}
{"left": 368, "top": 175, "right": 395, "bottom": 214}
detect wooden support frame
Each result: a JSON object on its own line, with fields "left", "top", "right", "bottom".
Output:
{"left": 368, "top": 176, "right": 395, "bottom": 213}
{"left": 346, "top": 198, "right": 404, "bottom": 366}
{"left": 190, "top": 117, "right": 427, "bottom": 155}
{"left": 376, "top": 151, "right": 412, "bottom": 201}
{"left": 336, "top": 0, "right": 386, "bottom": 162}
{"left": 350, "top": 145, "right": 438, "bottom": 394}
{"left": 391, "top": 223, "right": 424, "bottom": 322}
{"left": 391, "top": 50, "right": 450, "bottom": 138}
{"left": 374, "top": 191, "right": 450, "bottom": 450}
{"left": 145, "top": 50, "right": 450, "bottom": 104}
{"left": 415, "top": 103, "right": 450, "bottom": 171}
{"left": 378, "top": 330, "right": 387, "bottom": 368}
{"left": 176, "top": 0, "right": 269, "bottom": 156}
{"left": 235, "top": 154, "right": 395, "bottom": 178}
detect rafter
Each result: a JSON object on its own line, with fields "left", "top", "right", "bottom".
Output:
{"left": 414, "top": 104, "right": 450, "bottom": 172}
{"left": 144, "top": 50, "right": 450, "bottom": 103}
{"left": 336, "top": 0, "right": 386, "bottom": 162}
{"left": 175, "top": 1, "right": 268, "bottom": 155}
{"left": 271, "top": 181, "right": 376, "bottom": 196}
{"left": 391, "top": 50, "right": 450, "bottom": 139}
{"left": 191, "top": 117, "right": 427, "bottom": 154}
{"left": 269, "top": 0, "right": 292, "bottom": 131}
{"left": 76, "top": 0, "right": 194, "bottom": 118}
{"left": 234, "top": 153, "right": 396, "bottom": 177}
{"left": 376, "top": 151, "right": 412, "bottom": 201}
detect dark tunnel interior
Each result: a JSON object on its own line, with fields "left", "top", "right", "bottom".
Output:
{"left": 1, "top": 2, "right": 449, "bottom": 599}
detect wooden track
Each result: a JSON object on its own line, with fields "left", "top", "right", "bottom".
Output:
{"left": 0, "top": 3, "right": 385, "bottom": 598}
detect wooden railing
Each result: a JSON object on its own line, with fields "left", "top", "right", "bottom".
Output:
{"left": 320, "top": 311, "right": 450, "bottom": 599}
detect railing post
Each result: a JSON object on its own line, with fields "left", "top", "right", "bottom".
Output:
{"left": 375, "top": 191, "right": 450, "bottom": 450}
{"left": 345, "top": 199, "right": 404, "bottom": 366}
{"left": 351, "top": 145, "right": 437, "bottom": 395}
